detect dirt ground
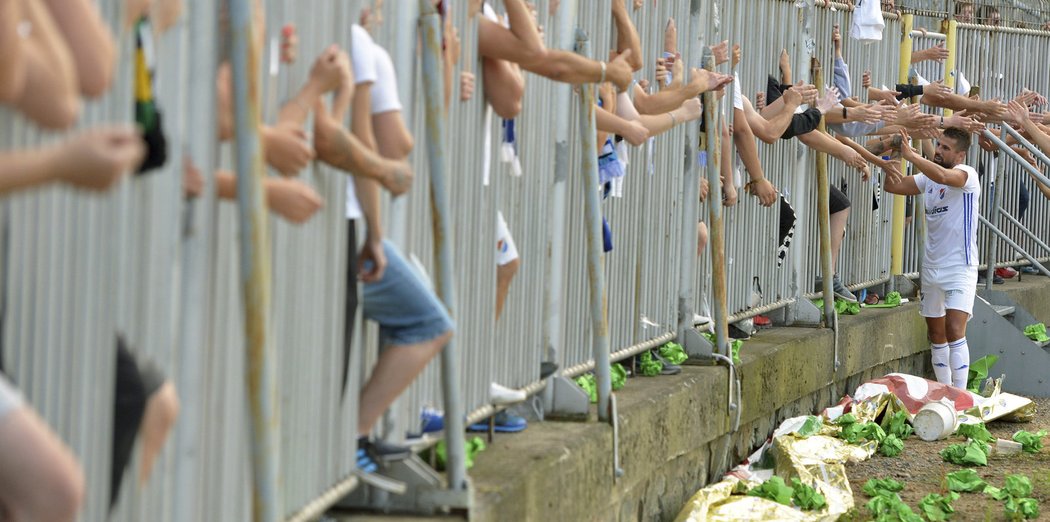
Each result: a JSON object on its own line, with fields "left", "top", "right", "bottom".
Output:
{"left": 844, "top": 397, "right": 1050, "bottom": 521}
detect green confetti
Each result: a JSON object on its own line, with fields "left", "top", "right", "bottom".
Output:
{"left": 611, "top": 363, "right": 627, "bottom": 391}
{"left": 574, "top": 374, "right": 597, "bottom": 403}
{"left": 835, "top": 413, "right": 858, "bottom": 426}
{"left": 1012, "top": 430, "right": 1048, "bottom": 453}
{"left": 967, "top": 355, "right": 999, "bottom": 394}
{"left": 918, "top": 492, "right": 959, "bottom": 521}
{"left": 1003, "top": 474, "right": 1033, "bottom": 498}
{"left": 637, "top": 351, "right": 662, "bottom": 377}
{"left": 880, "top": 434, "right": 904, "bottom": 457}
{"left": 945, "top": 469, "right": 987, "bottom": 493}
{"left": 747, "top": 476, "right": 794, "bottom": 506}
{"left": 1023, "top": 323, "right": 1050, "bottom": 342}
{"left": 940, "top": 439, "right": 989, "bottom": 466}
{"left": 797, "top": 416, "right": 823, "bottom": 438}
{"left": 1004, "top": 497, "right": 1040, "bottom": 520}
{"left": 957, "top": 422, "right": 995, "bottom": 444}
{"left": 866, "top": 492, "right": 923, "bottom": 522}
{"left": 790, "top": 478, "right": 827, "bottom": 511}
{"left": 862, "top": 478, "right": 905, "bottom": 497}
{"left": 657, "top": 341, "right": 688, "bottom": 365}
{"left": 841, "top": 421, "right": 886, "bottom": 444}
{"left": 885, "top": 410, "right": 914, "bottom": 440}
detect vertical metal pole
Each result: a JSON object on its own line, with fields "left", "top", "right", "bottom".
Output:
{"left": 543, "top": 0, "right": 578, "bottom": 407}
{"left": 891, "top": 14, "right": 915, "bottom": 278}
{"left": 699, "top": 2, "right": 729, "bottom": 358}
{"left": 419, "top": 0, "right": 468, "bottom": 491}
{"left": 812, "top": 60, "right": 839, "bottom": 368}
{"left": 677, "top": 1, "right": 703, "bottom": 350}
{"left": 573, "top": 30, "right": 612, "bottom": 422}
{"left": 173, "top": 4, "right": 219, "bottom": 521}
{"left": 228, "top": 0, "right": 282, "bottom": 519}
{"left": 942, "top": 19, "right": 958, "bottom": 116}
{"left": 703, "top": 62, "right": 728, "bottom": 357}
{"left": 984, "top": 125, "right": 1008, "bottom": 290}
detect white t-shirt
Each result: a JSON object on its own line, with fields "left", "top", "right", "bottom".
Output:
{"left": 346, "top": 24, "right": 379, "bottom": 219}
{"left": 914, "top": 164, "right": 980, "bottom": 268}
{"left": 371, "top": 46, "right": 403, "bottom": 114}
{"left": 851, "top": 0, "right": 885, "bottom": 42}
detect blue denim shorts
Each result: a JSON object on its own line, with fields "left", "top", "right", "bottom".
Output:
{"left": 362, "top": 240, "right": 455, "bottom": 346}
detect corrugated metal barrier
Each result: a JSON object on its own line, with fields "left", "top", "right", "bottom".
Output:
{"left": 2, "top": 1, "right": 1050, "bottom": 520}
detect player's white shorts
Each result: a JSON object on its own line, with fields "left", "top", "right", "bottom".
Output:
{"left": 496, "top": 211, "right": 519, "bottom": 266}
{"left": 920, "top": 265, "right": 978, "bottom": 318}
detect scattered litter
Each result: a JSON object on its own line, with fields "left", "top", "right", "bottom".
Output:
{"left": 992, "top": 438, "right": 1023, "bottom": 456}
{"left": 866, "top": 491, "right": 923, "bottom": 522}
{"left": 1011, "top": 429, "right": 1048, "bottom": 453}
{"left": 914, "top": 400, "right": 958, "bottom": 441}
{"left": 747, "top": 476, "right": 794, "bottom": 506}
{"left": 956, "top": 422, "right": 995, "bottom": 444}
{"left": 985, "top": 475, "right": 1041, "bottom": 520}
{"left": 797, "top": 415, "right": 822, "bottom": 438}
{"left": 967, "top": 355, "right": 999, "bottom": 394}
{"left": 879, "top": 434, "right": 904, "bottom": 457}
{"left": 884, "top": 410, "right": 914, "bottom": 439}
{"left": 702, "top": 333, "right": 743, "bottom": 365}
{"left": 425, "top": 436, "right": 486, "bottom": 471}
{"left": 918, "top": 491, "right": 959, "bottom": 521}
{"left": 940, "top": 439, "right": 990, "bottom": 466}
{"left": 1023, "top": 322, "right": 1050, "bottom": 343}
{"left": 658, "top": 341, "right": 688, "bottom": 365}
{"left": 812, "top": 297, "right": 860, "bottom": 315}
{"left": 790, "top": 478, "right": 827, "bottom": 511}
{"left": 862, "top": 478, "right": 905, "bottom": 497}
{"left": 637, "top": 352, "right": 662, "bottom": 377}
{"left": 611, "top": 363, "right": 627, "bottom": 391}
{"left": 864, "top": 291, "right": 902, "bottom": 308}
{"left": 945, "top": 469, "right": 987, "bottom": 493}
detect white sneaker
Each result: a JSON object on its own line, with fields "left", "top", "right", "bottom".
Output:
{"left": 490, "top": 382, "right": 526, "bottom": 405}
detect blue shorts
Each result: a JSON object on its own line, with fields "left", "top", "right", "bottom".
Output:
{"left": 362, "top": 240, "right": 455, "bottom": 346}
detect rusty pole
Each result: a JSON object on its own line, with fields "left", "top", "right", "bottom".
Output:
{"left": 703, "top": 58, "right": 729, "bottom": 358}
{"left": 419, "top": 0, "right": 468, "bottom": 491}
{"left": 811, "top": 59, "right": 839, "bottom": 369}
{"left": 228, "top": 0, "right": 282, "bottom": 520}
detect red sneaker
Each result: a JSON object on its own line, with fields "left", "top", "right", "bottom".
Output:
{"left": 995, "top": 267, "right": 1018, "bottom": 279}
{"left": 754, "top": 314, "right": 772, "bottom": 327}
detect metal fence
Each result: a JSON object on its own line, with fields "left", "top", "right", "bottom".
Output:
{"left": 3, "top": 1, "right": 1050, "bottom": 521}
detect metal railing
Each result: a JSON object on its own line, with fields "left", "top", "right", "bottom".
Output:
{"left": 2, "top": 1, "right": 1050, "bottom": 521}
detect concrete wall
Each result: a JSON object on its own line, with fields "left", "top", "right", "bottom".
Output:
{"left": 467, "top": 293, "right": 958, "bottom": 521}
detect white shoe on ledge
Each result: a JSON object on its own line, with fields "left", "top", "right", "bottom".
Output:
{"left": 490, "top": 382, "right": 526, "bottom": 405}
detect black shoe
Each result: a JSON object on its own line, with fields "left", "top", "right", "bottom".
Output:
{"left": 358, "top": 436, "right": 412, "bottom": 462}
{"left": 728, "top": 323, "right": 752, "bottom": 340}
{"left": 540, "top": 361, "right": 559, "bottom": 380}
{"left": 651, "top": 351, "right": 681, "bottom": 375}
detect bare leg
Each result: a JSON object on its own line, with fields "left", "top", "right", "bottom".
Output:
{"left": 357, "top": 331, "right": 451, "bottom": 436}
{"left": 925, "top": 316, "right": 947, "bottom": 345}
{"left": 137, "top": 381, "right": 179, "bottom": 484}
{"left": 697, "top": 221, "right": 709, "bottom": 257}
{"left": 0, "top": 408, "right": 83, "bottom": 522}
{"left": 495, "top": 258, "right": 521, "bottom": 321}
{"left": 830, "top": 208, "right": 849, "bottom": 273}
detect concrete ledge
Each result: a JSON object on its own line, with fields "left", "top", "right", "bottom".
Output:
{"left": 466, "top": 278, "right": 1050, "bottom": 521}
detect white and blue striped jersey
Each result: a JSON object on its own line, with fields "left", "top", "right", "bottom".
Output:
{"left": 914, "top": 164, "right": 980, "bottom": 268}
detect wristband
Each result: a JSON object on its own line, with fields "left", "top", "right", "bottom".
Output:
{"left": 669, "top": 111, "right": 677, "bottom": 125}
{"left": 842, "top": 106, "right": 847, "bottom": 119}
{"left": 599, "top": 61, "right": 607, "bottom": 85}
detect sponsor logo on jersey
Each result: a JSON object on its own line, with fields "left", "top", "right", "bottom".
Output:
{"left": 926, "top": 205, "right": 949, "bottom": 215}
